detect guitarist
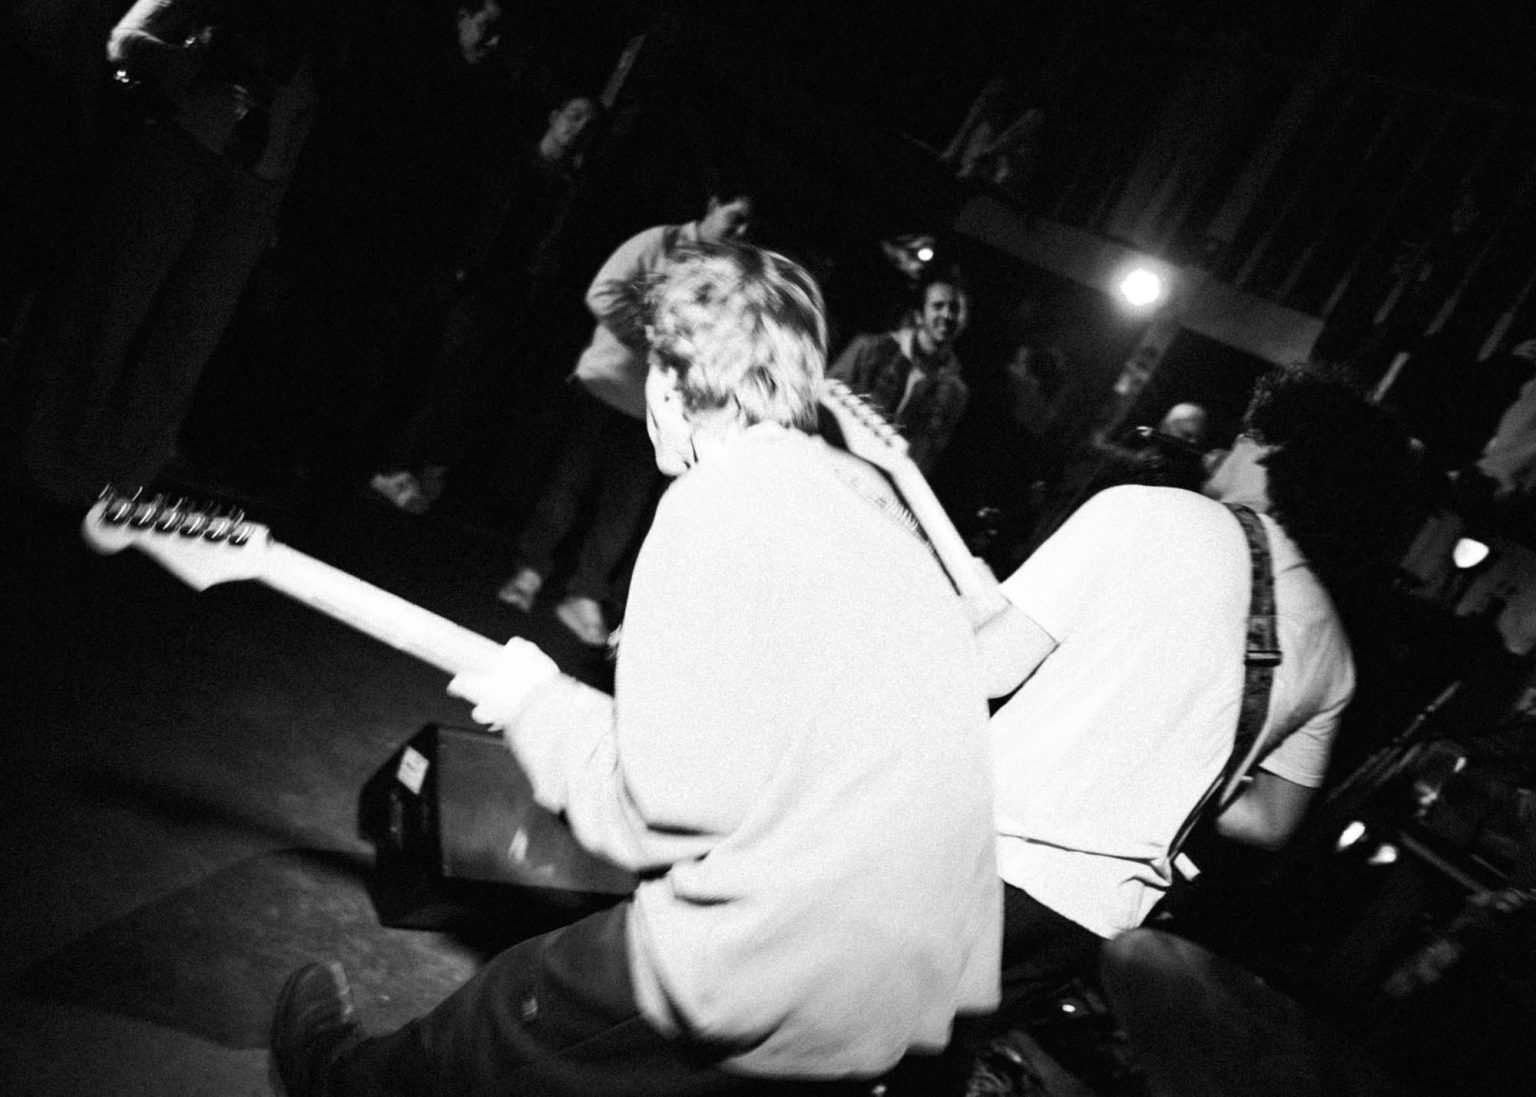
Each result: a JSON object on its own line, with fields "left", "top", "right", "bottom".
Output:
{"left": 966, "top": 362, "right": 1419, "bottom": 1031}
{"left": 270, "top": 241, "right": 1003, "bottom": 1095}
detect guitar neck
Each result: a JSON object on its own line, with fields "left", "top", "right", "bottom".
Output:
{"left": 259, "top": 541, "right": 506, "bottom": 678}
{"left": 885, "top": 464, "right": 997, "bottom": 600}
{"left": 818, "top": 380, "right": 1001, "bottom": 602}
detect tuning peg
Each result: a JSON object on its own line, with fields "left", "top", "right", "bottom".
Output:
{"left": 129, "top": 494, "right": 165, "bottom": 527}
{"left": 154, "top": 497, "right": 189, "bottom": 531}
{"left": 103, "top": 495, "right": 135, "bottom": 524}
{"left": 179, "top": 510, "right": 211, "bottom": 537}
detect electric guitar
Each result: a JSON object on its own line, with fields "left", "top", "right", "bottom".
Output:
{"left": 817, "top": 379, "right": 999, "bottom": 600}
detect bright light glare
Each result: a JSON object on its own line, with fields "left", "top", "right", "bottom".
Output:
{"left": 1452, "top": 537, "right": 1491, "bottom": 570}
{"left": 1336, "top": 819, "right": 1367, "bottom": 851}
{"left": 1118, "top": 267, "right": 1166, "bottom": 308}
{"left": 1368, "top": 843, "right": 1399, "bottom": 866}
{"left": 916, "top": 246, "right": 935, "bottom": 263}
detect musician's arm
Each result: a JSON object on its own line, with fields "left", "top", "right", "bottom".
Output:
{"left": 512, "top": 676, "right": 712, "bottom": 871}
{"left": 1213, "top": 770, "right": 1315, "bottom": 851}
{"left": 585, "top": 226, "right": 665, "bottom": 353}
{"left": 969, "top": 595, "right": 1057, "bottom": 699}
{"left": 449, "top": 661, "right": 709, "bottom": 873}
{"left": 1215, "top": 679, "right": 1343, "bottom": 850}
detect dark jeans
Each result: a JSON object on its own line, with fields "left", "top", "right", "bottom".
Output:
{"left": 515, "top": 388, "right": 660, "bottom": 604}
{"left": 384, "top": 290, "right": 518, "bottom": 475}
{"left": 998, "top": 882, "right": 1104, "bottom": 1021}
{"left": 950, "top": 881, "right": 1104, "bottom": 1069}
{"left": 323, "top": 902, "right": 880, "bottom": 1096}
{"left": 16, "top": 120, "right": 279, "bottom": 503}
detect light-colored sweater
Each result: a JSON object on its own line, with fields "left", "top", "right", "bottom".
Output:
{"left": 510, "top": 423, "right": 1001, "bottom": 1077}
{"left": 570, "top": 220, "right": 699, "bottom": 419}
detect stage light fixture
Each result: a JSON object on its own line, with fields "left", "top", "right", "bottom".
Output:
{"left": 1452, "top": 536, "right": 1491, "bottom": 570}
{"left": 1117, "top": 266, "right": 1167, "bottom": 310}
{"left": 1336, "top": 819, "right": 1368, "bottom": 851}
{"left": 1368, "top": 843, "right": 1400, "bottom": 866}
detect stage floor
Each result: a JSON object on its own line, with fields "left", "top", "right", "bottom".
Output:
{"left": 0, "top": 465, "right": 617, "bottom": 1096}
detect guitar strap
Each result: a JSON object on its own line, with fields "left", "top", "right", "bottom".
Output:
{"left": 815, "top": 438, "right": 927, "bottom": 543}
{"left": 1168, "top": 503, "right": 1280, "bottom": 875}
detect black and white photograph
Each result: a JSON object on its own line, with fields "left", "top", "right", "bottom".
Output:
{"left": 3, "top": 2, "right": 1535, "bottom": 1094}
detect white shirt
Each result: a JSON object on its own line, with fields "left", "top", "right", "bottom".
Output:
{"left": 991, "top": 485, "right": 1351, "bottom": 937}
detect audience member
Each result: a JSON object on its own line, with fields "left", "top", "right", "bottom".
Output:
{"left": 967, "top": 363, "right": 1417, "bottom": 1027}
{"left": 270, "top": 239, "right": 1001, "bottom": 1096}
{"left": 259, "top": 0, "right": 523, "bottom": 487}
{"left": 494, "top": 185, "right": 754, "bottom": 647}
{"left": 1104, "top": 399, "right": 1214, "bottom": 494}
{"left": 6, "top": 0, "right": 330, "bottom": 504}
{"left": 1471, "top": 338, "right": 1536, "bottom": 504}
{"left": 937, "top": 343, "right": 1069, "bottom": 576}
{"left": 1157, "top": 400, "right": 1209, "bottom": 447}
{"left": 828, "top": 273, "right": 971, "bottom": 475}
{"left": 368, "top": 92, "right": 602, "bottom": 515}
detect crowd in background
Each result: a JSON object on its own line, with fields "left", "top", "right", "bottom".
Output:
{"left": 5, "top": 0, "right": 1536, "bottom": 655}
{"left": 0, "top": 0, "right": 1090, "bottom": 647}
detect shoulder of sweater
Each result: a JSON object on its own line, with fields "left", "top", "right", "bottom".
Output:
{"left": 660, "top": 429, "right": 815, "bottom": 517}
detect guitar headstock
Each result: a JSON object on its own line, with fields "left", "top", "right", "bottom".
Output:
{"left": 818, "top": 379, "right": 914, "bottom": 476}
{"left": 82, "top": 487, "right": 273, "bottom": 591}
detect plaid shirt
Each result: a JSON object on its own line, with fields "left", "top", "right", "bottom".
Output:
{"left": 829, "top": 329, "right": 969, "bottom": 474}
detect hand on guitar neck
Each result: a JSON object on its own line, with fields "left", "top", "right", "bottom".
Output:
{"left": 81, "top": 488, "right": 562, "bottom": 726}
{"left": 445, "top": 642, "right": 560, "bottom": 730}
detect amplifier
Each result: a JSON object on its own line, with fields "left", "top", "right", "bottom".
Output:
{"left": 357, "top": 723, "right": 634, "bottom": 932}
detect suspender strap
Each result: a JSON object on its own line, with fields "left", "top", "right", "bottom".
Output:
{"left": 1169, "top": 504, "right": 1280, "bottom": 867}
{"left": 1229, "top": 503, "right": 1280, "bottom": 777}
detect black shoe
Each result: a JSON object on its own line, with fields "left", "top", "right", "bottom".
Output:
{"left": 270, "top": 961, "right": 363, "bottom": 1096}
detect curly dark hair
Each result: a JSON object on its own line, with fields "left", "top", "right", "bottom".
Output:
{"left": 1245, "top": 362, "right": 1418, "bottom": 580}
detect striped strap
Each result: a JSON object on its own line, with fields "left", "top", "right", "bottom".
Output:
{"left": 1168, "top": 504, "right": 1280, "bottom": 874}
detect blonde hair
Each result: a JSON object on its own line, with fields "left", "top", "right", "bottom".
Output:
{"left": 642, "top": 241, "right": 826, "bottom": 431}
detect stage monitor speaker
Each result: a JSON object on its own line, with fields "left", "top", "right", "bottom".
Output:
{"left": 358, "top": 723, "right": 635, "bottom": 932}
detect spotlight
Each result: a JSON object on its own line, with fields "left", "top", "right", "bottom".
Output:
{"left": 1452, "top": 537, "right": 1490, "bottom": 570}
{"left": 881, "top": 233, "right": 937, "bottom": 280}
{"left": 1117, "top": 266, "right": 1168, "bottom": 310}
{"left": 1368, "top": 843, "right": 1400, "bottom": 866}
{"left": 1336, "top": 819, "right": 1368, "bottom": 851}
